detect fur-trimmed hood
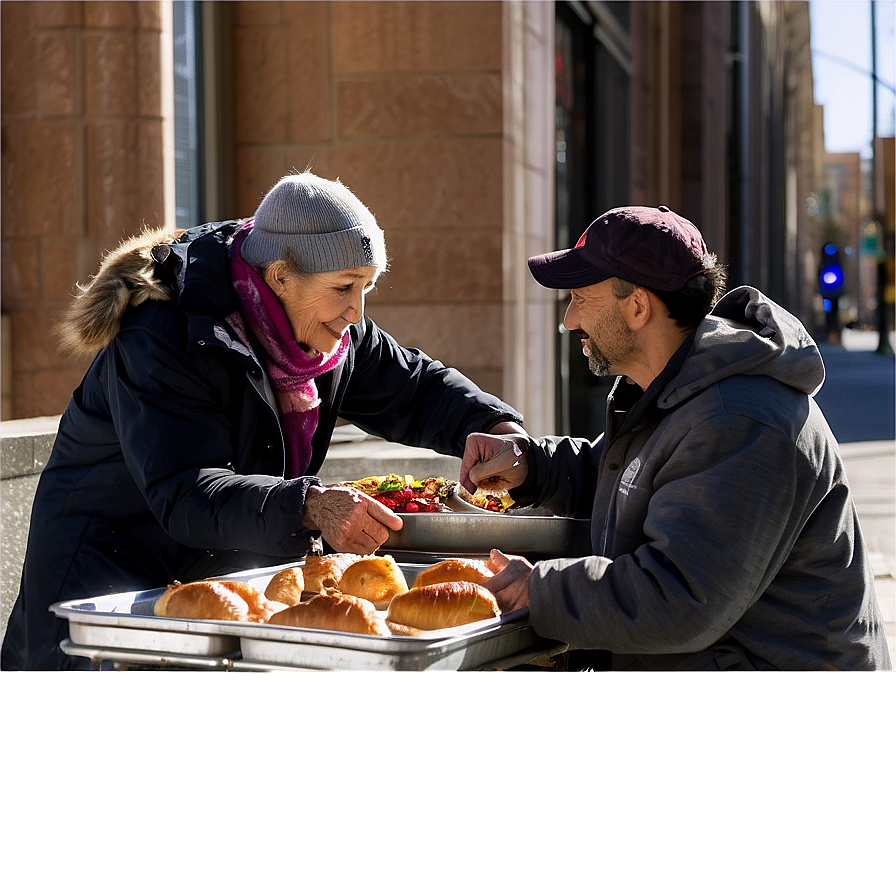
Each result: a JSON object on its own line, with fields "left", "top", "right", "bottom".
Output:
{"left": 56, "top": 227, "right": 183, "bottom": 358}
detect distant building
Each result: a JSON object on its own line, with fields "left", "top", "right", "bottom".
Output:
{"left": 820, "top": 152, "right": 866, "bottom": 326}
{"left": 819, "top": 138, "right": 895, "bottom": 332}
{"left": 873, "top": 135, "right": 895, "bottom": 328}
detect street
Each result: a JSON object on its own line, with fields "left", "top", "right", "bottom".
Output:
{"left": 815, "top": 329, "right": 895, "bottom": 443}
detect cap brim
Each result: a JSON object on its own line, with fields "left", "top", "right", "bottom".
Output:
{"left": 527, "top": 247, "right": 613, "bottom": 289}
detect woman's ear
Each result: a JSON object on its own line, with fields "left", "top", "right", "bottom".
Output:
{"left": 263, "top": 261, "right": 289, "bottom": 294}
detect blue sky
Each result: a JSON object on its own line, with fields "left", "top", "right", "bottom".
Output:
{"left": 811, "top": 0, "right": 895, "bottom": 156}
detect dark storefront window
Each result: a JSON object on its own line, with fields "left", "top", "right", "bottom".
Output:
{"left": 555, "top": 8, "right": 594, "bottom": 254}
{"left": 554, "top": 1, "right": 632, "bottom": 437}
{"left": 173, "top": 1, "right": 206, "bottom": 228}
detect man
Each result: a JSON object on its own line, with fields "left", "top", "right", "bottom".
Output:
{"left": 461, "top": 206, "right": 891, "bottom": 671}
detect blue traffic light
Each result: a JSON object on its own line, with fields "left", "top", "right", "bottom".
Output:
{"left": 819, "top": 243, "right": 845, "bottom": 300}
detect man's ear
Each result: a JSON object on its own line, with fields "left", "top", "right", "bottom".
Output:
{"left": 622, "top": 286, "right": 652, "bottom": 330}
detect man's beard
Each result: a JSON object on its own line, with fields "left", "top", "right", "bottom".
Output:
{"left": 586, "top": 338, "right": 613, "bottom": 377}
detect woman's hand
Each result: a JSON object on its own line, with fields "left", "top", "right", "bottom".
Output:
{"left": 485, "top": 549, "right": 533, "bottom": 613}
{"left": 302, "top": 485, "right": 403, "bottom": 554}
{"left": 459, "top": 433, "right": 529, "bottom": 495}
{"left": 488, "top": 421, "right": 528, "bottom": 437}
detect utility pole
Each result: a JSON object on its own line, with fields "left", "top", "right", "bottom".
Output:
{"left": 871, "top": 0, "right": 894, "bottom": 355}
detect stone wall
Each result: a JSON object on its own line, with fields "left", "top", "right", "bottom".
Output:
{"left": 229, "top": 0, "right": 510, "bottom": 400}
{"left": 0, "top": 417, "right": 60, "bottom": 639}
{"left": 1, "top": 1, "right": 167, "bottom": 420}
{"left": 1, "top": 1, "right": 545, "bottom": 424}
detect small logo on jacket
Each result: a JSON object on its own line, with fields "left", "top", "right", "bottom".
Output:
{"left": 618, "top": 457, "right": 641, "bottom": 496}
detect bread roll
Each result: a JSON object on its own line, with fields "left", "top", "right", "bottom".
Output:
{"left": 303, "top": 552, "right": 363, "bottom": 592}
{"left": 385, "top": 581, "right": 499, "bottom": 632}
{"left": 268, "top": 589, "right": 389, "bottom": 636}
{"left": 155, "top": 580, "right": 250, "bottom": 622}
{"left": 155, "top": 579, "right": 285, "bottom": 623}
{"left": 265, "top": 566, "right": 305, "bottom": 606}
{"left": 412, "top": 557, "right": 494, "bottom": 589}
{"left": 338, "top": 555, "right": 408, "bottom": 609}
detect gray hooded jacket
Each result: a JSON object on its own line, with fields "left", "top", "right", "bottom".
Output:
{"left": 521, "top": 287, "right": 891, "bottom": 670}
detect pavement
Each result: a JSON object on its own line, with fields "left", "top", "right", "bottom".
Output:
{"left": 814, "top": 328, "right": 895, "bottom": 665}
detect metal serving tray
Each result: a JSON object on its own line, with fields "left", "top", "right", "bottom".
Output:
{"left": 52, "top": 593, "right": 243, "bottom": 657}
{"left": 50, "top": 561, "right": 560, "bottom": 670}
{"left": 235, "top": 608, "right": 537, "bottom": 671}
{"left": 384, "top": 511, "right": 592, "bottom": 557}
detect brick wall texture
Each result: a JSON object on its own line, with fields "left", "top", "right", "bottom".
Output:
{"left": 1, "top": 0, "right": 509, "bottom": 419}
{"left": 2, "top": 0, "right": 166, "bottom": 418}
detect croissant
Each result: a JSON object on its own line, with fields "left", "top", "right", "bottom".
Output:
{"left": 412, "top": 557, "right": 494, "bottom": 589}
{"left": 268, "top": 589, "right": 389, "bottom": 636}
{"left": 338, "top": 555, "right": 408, "bottom": 609}
{"left": 155, "top": 579, "right": 287, "bottom": 623}
{"left": 385, "top": 581, "right": 499, "bottom": 633}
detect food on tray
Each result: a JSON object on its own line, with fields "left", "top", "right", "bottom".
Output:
{"left": 385, "top": 581, "right": 500, "bottom": 635}
{"left": 455, "top": 484, "right": 515, "bottom": 513}
{"left": 303, "top": 552, "right": 364, "bottom": 592}
{"left": 470, "top": 490, "right": 515, "bottom": 513}
{"left": 341, "top": 474, "right": 455, "bottom": 513}
{"left": 264, "top": 566, "right": 305, "bottom": 606}
{"left": 155, "top": 579, "right": 288, "bottom": 623}
{"left": 337, "top": 554, "right": 408, "bottom": 609}
{"left": 268, "top": 589, "right": 390, "bottom": 636}
{"left": 412, "top": 557, "right": 494, "bottom": 589}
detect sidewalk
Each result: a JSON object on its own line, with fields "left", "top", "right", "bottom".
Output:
{"left": 839, "top": 441, "right": 895, "bottom": 664}
{"left": 816, "top": 328, "right": 894, "bottom": 665}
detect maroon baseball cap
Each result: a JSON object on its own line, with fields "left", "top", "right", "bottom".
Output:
{"left": 528, "top": 205, "right": 710, "bottom": 291}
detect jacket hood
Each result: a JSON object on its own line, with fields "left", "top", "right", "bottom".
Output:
{"left": 660, "top": 286, "right": 825, "bottom": 409}
{"left": 56, "top": 227, "right": 182, "bottom": 358}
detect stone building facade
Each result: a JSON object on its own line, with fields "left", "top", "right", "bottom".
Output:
{"left": 1, "top": 0, "right": 822, "bottom": 437}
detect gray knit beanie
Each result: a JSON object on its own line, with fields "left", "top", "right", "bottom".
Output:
{"left": 240, "top": 172, "right": 387, "bottom": 273}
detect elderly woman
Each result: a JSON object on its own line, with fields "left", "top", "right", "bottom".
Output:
{"left": 2, "top": 172, "right": 525, "bottom": 670}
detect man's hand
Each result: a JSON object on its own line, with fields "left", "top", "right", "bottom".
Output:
{"left": 484, "top": 548, "right": 533, "bottom": 613}
{"left": 302, "top": 485, "right": 403, "bottom": 554}
{"left": 459, "top": 434, "right": 529, "bottom": 495}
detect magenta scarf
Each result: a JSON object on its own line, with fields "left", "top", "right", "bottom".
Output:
{"left": 228, "top": 222, "right": 349, "bottom": 478}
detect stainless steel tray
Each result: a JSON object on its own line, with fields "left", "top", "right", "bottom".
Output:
{"left": 235, "top": 608, "right": 538, "bottom": 670}
{"left": 59, "top": 631, "right": 565, "bottom": 672}
{"left": 384, "top": 511, "right": 592, "bottom": 557}
{"left": 53, "top": 594, "right": 244, "bottom": 656}
{"left": 50, "top": 561, "right": 561, "bottom": 670}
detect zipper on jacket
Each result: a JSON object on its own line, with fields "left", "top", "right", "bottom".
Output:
{"left": 192, "top": 315, "right": 288, "bottom": 477}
